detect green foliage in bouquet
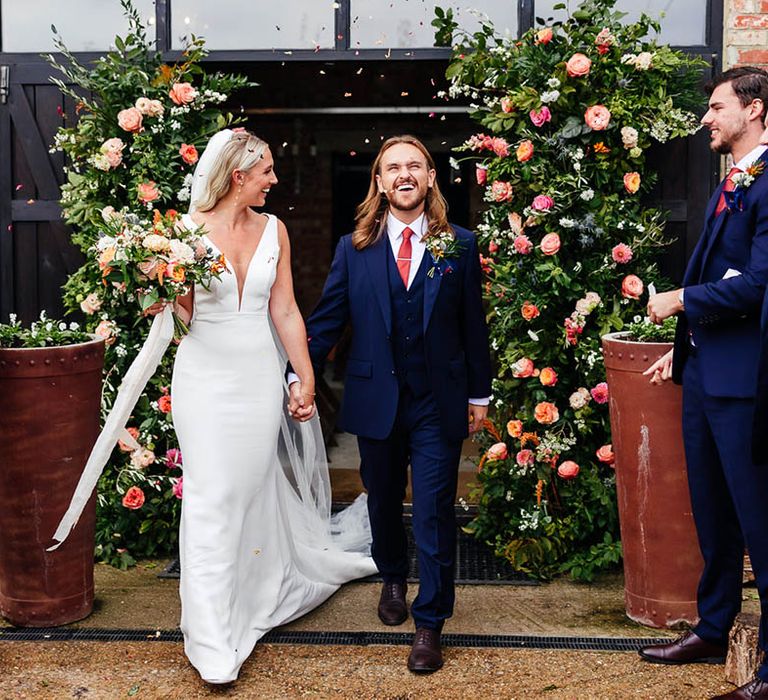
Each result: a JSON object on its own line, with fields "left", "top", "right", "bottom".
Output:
{"left": 46, "top": 0, "right": 251, "bottom": 568}
{"left": 435, "top": 0, "right": 705, "bottom": 579}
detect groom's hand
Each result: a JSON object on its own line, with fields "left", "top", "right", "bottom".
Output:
{"left": 468, "top": 404, "right": 488, "bottom": 434}
{"left": 288, "top": 381, "right": 316, "bottom": 422}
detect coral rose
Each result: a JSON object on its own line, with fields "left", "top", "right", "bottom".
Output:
{"left": 539, "top": 367, "right": 558, "bottom": 386}
{"left": 584, "top": 104, "right": 611, "bottom": 131}
{"left": 531, "top": 195, "right": 554, "bottom": 211}
{"left": 118, "top": 426, "right": 140, "bottom": 452}
{"left": 540, "top": 232, "right": 561, "bottom": 255}
{"left": 117, "top": 107, "right": 143, "bottom": 133}
{"left": 492, "top": 138, "right": 510, "bottom": 158}
{"left": 557, "top": 461, "right": 580, "bottom": 479}
{"left": 591, "top": 382, "right": 610, "bottom": 404}
{"left": 566, "top": 53, "right": 592, "bottom": 77}
{"left": 475, "top": 164, "right": 487, "bottom": 186}
{"left": 516, "top": 449, "right": 535, "bottom": 467}
{"left": 491, "top": 180, "right": 514, "bottom": 202}
{"left": 486, "top": 442, "right": 509, "bottom": 461}
{"left": 500, "top": 96, "right": 514, "bottom": 113}
{"left": 521, "top": 301, "right": 540, "bottom": 321}
{"left": 122, "top": 486, "right": 145, "bottom": 510}
{"left": 612, "top": 243, "right": 633, "bottom": 264}
{"left": 512, "top": 357, "right": 536, "bottom": 378}
{"left": 513, "top": 235, "right": 533, "bottom": 255}
{"left": 179, "top": 143, "right": 199, "bottom": 165}
{"left": 621, "top": 274, "right": 644, "bottom": 300}
{"left": 535, "top": 27, "right": 553, "bottom": 44}
{"left": 623, "top": 171, "right": 641, "bottom": 194}
{"left": 80, "top": 292, "right": 102, "bottom": 315}
{"left": 169, "top": 82, "right": 197, "bottom": 105}
{"left": 137, "top": 181, "right": 160, "bottom": 205}
{"left": 507, "top": 419, "right": 523, "bottom": 438}
{"left": 516, "top": 140, "right": 534, "bottom": 162}
{"left": 529, "top": 106, "right": 552, "bottom": 128}
{"left": 172, "top": 477, "right": 183, "bottom": 499}
{"left": 94, "top": 319, "right": 117, "bottom": 346}
{"left": 158, "top": 395, "right": 172, "bottom": 414}
{"left": 596, "top": 444, "right": 615, "bottom": 465}
{"left": 534, "top": 401, "right": 559, "bottom": 424}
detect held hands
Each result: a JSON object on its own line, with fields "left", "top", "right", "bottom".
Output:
{"left": 288, "top": 381, "right": 316, "bottom": 422}
{"left": 468, "top": 403, "right": 488, "bottom": 434}
{"left": 646, "top": 289, "right": 683, "bottom": 325}
{"left": 642, "top": 349, "right": 674, "bottom": 385}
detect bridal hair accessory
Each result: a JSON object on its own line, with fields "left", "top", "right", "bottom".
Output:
{"left": 189, "top": 128, "right": 234, "bottom": 213}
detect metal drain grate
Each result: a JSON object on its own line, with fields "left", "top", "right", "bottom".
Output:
{"left": 159, "top": 513, "right": 534, "bottom": 585}
{"left": 0, "top": 627, "right": 669, "bottom": 652}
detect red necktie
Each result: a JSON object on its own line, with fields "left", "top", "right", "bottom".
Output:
{"left": 715, "top": 166, "right": 741, "bottom": 216}
{"left": 397, "top": 227, "right": 413, "bottom": 287}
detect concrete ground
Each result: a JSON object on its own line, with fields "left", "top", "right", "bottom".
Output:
{"left": 1, "top": 432, "right": 760, "bottom": 699}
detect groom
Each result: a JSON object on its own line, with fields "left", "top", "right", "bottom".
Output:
{"left": 291, "top": 135, "right": 491, "bottom": 672}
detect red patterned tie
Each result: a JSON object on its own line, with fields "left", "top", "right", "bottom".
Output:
{"left": 397, "top": 226, "right": 413, "bottom": 287}
{"left": 715, "top": 166, "right": 741, "bottom": 216}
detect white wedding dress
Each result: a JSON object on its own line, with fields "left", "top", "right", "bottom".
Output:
{"left": 171, "top": 213, "right": 377, "bottom": 683}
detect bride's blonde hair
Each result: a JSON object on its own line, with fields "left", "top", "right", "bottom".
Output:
{"left": 193, "top": 130, "right": 269, "bottom": 212}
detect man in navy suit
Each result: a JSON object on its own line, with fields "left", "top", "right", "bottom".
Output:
{"left": 640, "top": 67, "right": 768, "bottom": 700}
{"left": 290, "top": 135, "right": 491, "bottom": 672}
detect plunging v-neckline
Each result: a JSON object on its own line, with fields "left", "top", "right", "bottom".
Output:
{"left": 201, "top": 216, "right": 270, "bottom": 312}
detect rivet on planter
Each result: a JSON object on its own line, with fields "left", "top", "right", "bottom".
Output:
{"left": 14, "top": 360, "right": 20, "bottom": 367}
{"left": 60, "top": 358, "right": 65, "bottom": 364}
{"left": 0, "top": 361, "right": 5, "bottom": 368}
{"left": 629, "top": 354, "right": 635, "bottom": 360}
{"left": 28, "top": 360, "right": 35, "bottom": 366}
{"left": 618, "top": 353, "right": 623, "bottom": 359}
{"left": 642, "top": 355, "right": 649, "bottom": 362}
{"left": 44, "top": 359, "right": 51, "bottom": 365}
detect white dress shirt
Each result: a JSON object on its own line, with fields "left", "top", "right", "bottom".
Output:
{"left": 732, "top": 144, "right": 768, "bottom": 173}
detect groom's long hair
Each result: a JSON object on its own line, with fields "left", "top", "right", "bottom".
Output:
{"left": 351, "top": 135, "right": 451, "bottom": 250}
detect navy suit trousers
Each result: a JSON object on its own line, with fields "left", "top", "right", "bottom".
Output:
{"left": 357, "top": 387, "right": 463, "bottom": 632}
{"left": 683, "top": 355, "right": 768, "bottom": 678}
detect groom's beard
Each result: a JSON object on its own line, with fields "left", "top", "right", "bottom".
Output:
{"left": 384, "top": 186, "right": 428, "bottom": 212}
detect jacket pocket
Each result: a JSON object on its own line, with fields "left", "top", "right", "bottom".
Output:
{"left": 346, "top": 358, "right": 372, "bottom": 378}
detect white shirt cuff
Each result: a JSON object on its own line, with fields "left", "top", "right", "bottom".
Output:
{"left": 287, "top": 372, "right": 300, "bottom": 386}
{"left": 468, "top": 397, "right": 490, "bottom": 406}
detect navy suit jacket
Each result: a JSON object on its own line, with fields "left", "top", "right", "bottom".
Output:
{"left": 305, "top": 223, "right": 492, "bottom": 441}
{"left": 673, "top": 150, "right": 768, "bottom": 398}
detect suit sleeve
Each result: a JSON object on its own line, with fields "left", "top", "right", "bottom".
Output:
{"left": 304, "top": 236, "right": 351, "bottom": 375}
{"left": 460, "top": 233, "right": 493, "bottom": 399}
{"left": 684, "top": 191, "right": 768, "bottom": 325}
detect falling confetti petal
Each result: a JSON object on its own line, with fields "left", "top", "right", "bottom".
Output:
{"left": 401, "top": 91, "right": 409, "bottom": 97}
{"left": 356, "top": 67, "right": 363, "bottom": 75}
{"left": 344, "top": 92, "right": 352, "bottom": 97}
{"left": 15, "top": 184, "right": 23, "bottom": 191}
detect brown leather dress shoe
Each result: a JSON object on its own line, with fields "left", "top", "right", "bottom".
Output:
{"left": 377, "top": 581, "right": 407, "bottom": 626}
{"left": 639, "top": 630, "right": 727, "bottom": 665}
{"left": 407, "top": 628, "right": 443, "bottom": 673}
{"left": 710, "top": 678, "right": 768, "bottom": 699}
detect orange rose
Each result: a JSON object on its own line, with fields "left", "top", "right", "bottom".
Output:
{"left": 491, "top": 180, "right": 514, "bottom": 202}
{"left": 621, "top": 274, "right": 644, "bottom": 300}
{"left": 118, "top": 427, "right": 140, "bottom": 452}
{"left": 521, "top": 301, "right": 540, "bottom": 321}
{"left": 534, "top": 401, "right": 559, "bottom": 425}
{"left": 169, "top": 82, "right": 197, "bottom": 105}
{"left": 535, "top": 27, "right": 553, "bottom": 44}
{"left": 122, "top": 486, "right": 145, "bottom": 510}
{"left": 593, "top": 142, "right": 611, "bottom": 154}
{"left": 507, "top": 419, "right": 523, "bottom": 438}
{"left": 596, "top": 444, "right": 615, "bottom": 465}
{"left": 539, "top": 367, "right": 558, "bottom": 387}
{"left": 179, "top": 143, "right": 199, "bottom": 165}
{"left": 566, "top": 53, "right": 592, "bottom": 77}
{"left": 557, "top": 461, "right": 580, "bottom": 479}
{"left": 623, "top": 171, "right": 641, "bottom": 194}
{"left": 137, "top": 181, "right": 160, "bottom": 204}
{"left": 584, "top": 104, "right": 611, "bottom": 131}
{"left": 516, "top": 140, "right": 534, "bottom": 162}
{"left": 158, "top": 395, "right": 172, "bottom": 414}
{"left": 117, "top": 107, "right": 143, "bottom": 133}
{"left": 167, "top": 263, "right": 186, "bottom": 283}
{"left": 512, "top": 357, "right": 536, "bottom": 378}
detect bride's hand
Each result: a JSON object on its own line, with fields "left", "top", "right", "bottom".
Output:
{"left": 288, "top": 382, "right": 316, "bottom": 422}
{"left": 143, "top": 301, "right": 169, "bottom": 317}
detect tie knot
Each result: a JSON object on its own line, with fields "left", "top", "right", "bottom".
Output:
{"left": 726, "top": 166, "right": 741, "bottom": 182}
{"left": 402, "top": 226, "right": 414, "bottom": 242}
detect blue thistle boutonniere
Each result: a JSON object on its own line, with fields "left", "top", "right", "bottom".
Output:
{"left": 425, "top": 231, "right": 465, "bottom": 278}
{"left": 725, "top": 160, "right": 766, "bottom": 212}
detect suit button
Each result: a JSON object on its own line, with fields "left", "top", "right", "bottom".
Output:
{"left": 386, "top": 335, "right": 391, "bottom": 340}
{"left": 407, "top": 315, "right": 414, "bottom": 321}
{"left": 391, "top": 370, "right": 396, "bottom": 375}
{"left": 405, "top": 336, "right": 411, "bottom": 341}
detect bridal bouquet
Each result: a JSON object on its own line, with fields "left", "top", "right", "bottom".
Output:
{"left": 94, "top": 207, "right": 226, "bottom": 336}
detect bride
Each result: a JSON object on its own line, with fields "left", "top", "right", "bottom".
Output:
{"left": 151, "top": 129, "right": 376, "bottom": 683}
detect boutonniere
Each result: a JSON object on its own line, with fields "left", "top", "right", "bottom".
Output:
{"left": 425, "top": 231, "right": 464, "bottom": 278}
{"left": 726, "top": 160, "right": 766, "bottom": 212}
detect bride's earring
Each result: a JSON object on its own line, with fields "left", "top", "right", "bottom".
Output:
{"left": 234, "top": 179, "right": 243, "bottom": 206}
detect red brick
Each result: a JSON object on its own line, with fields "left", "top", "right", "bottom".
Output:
{"left": 732, "top": 14, "right": 768, "bottom": 28}
{"left": 760, "top": 0, "right": 768, "bottom": 12}
{"left": 732, "top": 0, "right": 756, "bottom": 10}
{"left": 737, "top": 48, "right": 768, "bottom": 64}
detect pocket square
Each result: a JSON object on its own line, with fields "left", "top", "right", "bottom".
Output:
{"left": 723, "top": 268, "right": 742, "bottom": 279}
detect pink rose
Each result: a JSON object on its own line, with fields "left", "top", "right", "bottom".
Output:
{"left": 165, "top": 448, "right": 183, "bottom": 468}
{"left": 596, "top": 444, "right": 615, "bottom": 465}
{"left": 486, "top": 442, "right": 509, "bottom": 461}
{"left": 488, "top": 241, "right": 499, "bottom": 254}
{"left": 584, "top": 104, "right": 611, "bottom": 131}
{"left": 621, "top": 274, "right": 644, "bottom": 300}
{"left": 535, "top": 28, "right": 553, "bottom": 45}
{"left": 492, "top": 138, "right": 510, "bottom": 158}
{"left": 475, "top": 165, "right": 487, "bottom": 186}
{"left": 172, "top": 477, "right": 183, "bottom": 500}
{"left": 513, "top": 235, "right": 533, "bottom": 255}
{"left": 122, "top": 486, "right": 145, "bottom": 510}
{"left": 529, "top": 106, "right": 552, "bottom": 128}
{"left": 179, "top": 143, "right": 199, "bottom": 165}
{"left": 611, "top": 243, "right": 633, "bottom": 264}
{"left": 168, "top": 82, "right": 197, "bottom": 106}
{"left": 531, "top": 195, "right": 554, "bottom": 211}
{"left": 94, "top": 319, "right": 117, "bottom": 346}
{"left": 137, "top": 181, "right": 160, "bottom": 205}
{"left": 557, "top": 461, "right": 580, "bottom": 479}
{"left": 145, "top": 99, "right": 164, "bottom": 117}
{"left": 566, "top": 53, "right": 592, "bottom": 77}
{"left": 117, "top": 107, "right": 143, "bottom": 133}
{"left": 80, "top": 292, "right": 102, "bottom": 315}
{"left": 516, "top": 449, "right": 535, "bottom": 467}
{"left": 590, "top": 382, "right": 609, "bottom": 404}
{"left": 500, "top": 96, "right": 514, "bottom": 113}
{"left": 491, "top": 180, "right": 514, "bottom": 203}
{"left": 540, "top": 232, "right": 561, "bottom": 255}
{"left": 512, "top": 357, "right": 536, "bottom": 378}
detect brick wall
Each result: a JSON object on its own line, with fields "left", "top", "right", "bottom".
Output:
{"left": 726, "top": 0, "right": 768, "bottom": 67}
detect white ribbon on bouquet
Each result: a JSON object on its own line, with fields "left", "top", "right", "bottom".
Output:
{"left": 48, "top": 306, "right": 175, "bottom": 550}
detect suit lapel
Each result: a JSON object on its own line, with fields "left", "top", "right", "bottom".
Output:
{"left": 361, "top": 234, "right": 392, "bottom": 336}
{"left": 422, "top": 248, "right": 442, "bottom": 335}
